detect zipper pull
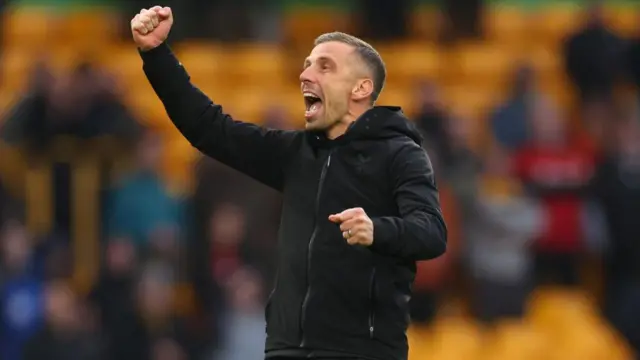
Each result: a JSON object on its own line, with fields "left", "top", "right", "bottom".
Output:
{"left": 327, "top": 155, "right": 331, "bottom": 167}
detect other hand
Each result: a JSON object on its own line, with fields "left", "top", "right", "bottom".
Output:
{"left": 328, "top": 207, "right": 373, "bottom": 246}
{"left": 131, "top": 6, "right": 173, "bottom": 51}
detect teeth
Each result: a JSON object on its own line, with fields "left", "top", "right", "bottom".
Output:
{"left": 310, "top": 104, "right": 317, "bottom": 111}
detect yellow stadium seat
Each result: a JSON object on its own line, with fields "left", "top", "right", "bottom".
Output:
{"left": 225, "top": 44, "right": 287, "bottom": 85}
{"left": 379, "top": 43, "right": 442, "bottom": 81}
{"left": 282, "top": 8, "right": 353, "bottom": 49}
{"left": 2, "top": 8, "right": 59, "bottom": 49}
{"left": 377, "top": 87, "right": 417, "bottom": 115}
{"left": 483, "top": 6, "right": 530, "bottom": 46}
{"left": 57, "top": 11, "right": 120, "bottom": 49}
{"left": 548, "top": 317, "right": 632, "bottom": 360}
{"left": 527, "top": 45, "right": 563, "bottom": 75}
{"left": 443, "top": 85, "right": 502, "bottom": 118}
{"left": 0, "top": 50, "right": 34, "bottom": 91}
{"left": 606, "top": 6, "right": 637, "bottom": 36}
{"left": 484, "top": 320, "right": 549, "bottom": 360}
{"left": 174, "top": 42, "right": 228, "bottom": 82}
{"left": 428, "top": 318, "right": 482, "bottom": 359}
{"left": 531, "top": 5, "right": 582, "bottom": 44}
{"left": 452, "top": 43, "right": 515, "bottom": 83}
{"left": 408, "top": 6, "right": 442, "bottom": 40}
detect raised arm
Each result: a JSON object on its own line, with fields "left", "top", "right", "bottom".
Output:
{"left": 132, "top": 6, "right": 299, "bottom": 190}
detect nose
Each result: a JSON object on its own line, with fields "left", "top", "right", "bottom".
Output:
{"left": 299, "top": 66, "right": 314, "bottom": 84}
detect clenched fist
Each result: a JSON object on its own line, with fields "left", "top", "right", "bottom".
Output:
{"left": 131, "top": 6, "right": 173, "bottom": 51}
{"left": 328, "top": 207, "right": 374, "bottom": 246}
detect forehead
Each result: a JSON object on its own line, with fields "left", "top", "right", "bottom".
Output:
{"left": 307, "top": 41, "right": 355, "bottom": 62}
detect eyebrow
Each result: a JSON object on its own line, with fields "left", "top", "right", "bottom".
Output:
{"left": 303, "top": 55, "right": 333, "bottom": 69}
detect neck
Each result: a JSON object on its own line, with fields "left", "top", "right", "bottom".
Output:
{"left": 325, "top": 105, "right": 371, "bottom": 140}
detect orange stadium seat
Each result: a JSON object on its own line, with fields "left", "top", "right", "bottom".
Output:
{"left": 173, "top": 42, "right": 228, "bottom": 82}
{"left": 282, "top": 8, "right": 353, "bottom": 49}
{"left": 225, "top": 44, "right": 287, "bottom": 85}
{"left": 2, "top": 8, "right": 59, "bottom": 49}
{"left": 408, "top": 6, "right": 442, "bottom": 40}
{"left": 483, "top": 6, "right": 530, "bottom": 47}
{"left": 428, "top": 318, "right": 482, "bottom": 359}
{"left": 377, "top": 87, "right": 417, "bottom": 115}
{"left": 452, "top": 43, "right": 515, "bottom": 84}
{"left": 606, "top": 6, "right": 637, "bottom": 36}
{"left": 483, "top": 320, "right": 549, "bottom": 360}
{"left": 531, "top": 5, "right": 582, "bottom": 44}
{"left": 57, "top": 10, "right": 120, "bottom": 50}
{"left": 378, "top": 42, "right": 442, "bottom": 82}
{"left": 0, "top": 50, "right": 34, "bottom": 91}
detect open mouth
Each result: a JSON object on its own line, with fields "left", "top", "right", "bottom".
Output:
{"left": 303, "top": 92, "right": 323, "bottom": 119}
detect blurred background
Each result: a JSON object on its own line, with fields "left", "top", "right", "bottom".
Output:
{"left": 0, "top": 0, "right": 638, "bottom": 359}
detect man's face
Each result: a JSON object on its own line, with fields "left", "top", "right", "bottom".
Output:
{"left": 300, "top": 41, "right": 361, "bottom": 131}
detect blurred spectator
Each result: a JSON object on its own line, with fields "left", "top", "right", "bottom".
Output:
{"left": 90, "top": 238, "right": 139, "bottom": 360}
{"left": 513, "top": 97, "right": 596, "bottom": 286}
{"left": 105, "top": 130, "right": 184, "bottom": 250}
{"left": 592, "top": 115, "right": 640, "bottom": 355}
{"left": 209, "top": 203, "right": 246, "bottom": 288}
{"left": 215, "top": 266, "right": 266, "bottom": 360}
{"left": 1, "top": 61, "right": 140, "bottom": 152}
{"left": 490, "top": 64, "right": 537, "bottom": 151}
{"left": 626, "top": 12, "right": 640, "bottom": 93}
{"left": 468, "top": 146, "right": 543, "bottom": 324}
{"left": 23, "top": 280, "right": 103, "bottom": 360}
{"left": 357, "top": 0, "right": 409, "bottom": 41}
{"left": 0, "top": 221, "right": 44, "bottom": 360}
{"left": 263, "top": 105, "right": 294, "bottom": 130}
{"left": 414, "top": 80, "right": 450, "bottom": 161}
{"left": 563, "top": 0, "right": 625, "bottom": 103}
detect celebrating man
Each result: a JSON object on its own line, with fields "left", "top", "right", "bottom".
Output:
{"left": 131, "top": 6, "right": 447, "bottom": 360}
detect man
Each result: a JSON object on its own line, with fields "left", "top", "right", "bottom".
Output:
{"left": 131, "top": 6, "right": 447, "bottom": 360}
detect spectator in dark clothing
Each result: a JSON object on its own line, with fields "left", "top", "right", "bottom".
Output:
{"left": 357, "top": 0, "right": 409, "bottom": 40}
{"left": 1, "top": 61, "right": 141, "bottom": 152}
{"left": 90, "top": 238, "right": 140, "bottom": 360}
{"left": 414, "top": 80, "right": 450, "bottom": 161}
{"left": 563, "top": 1, "right": 625, "bottom": 102}
{"left": 23, "top": 280, "right": 103, "bottom": 360}
{"left": 625, "top": 13, "right": 640, "bottom": 95}
{"left": 592, "top": 116, "right": 640, "bottom": 356}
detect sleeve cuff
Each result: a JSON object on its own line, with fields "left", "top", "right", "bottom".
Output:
{"left": 139, "top": 41, "right": 172, "bottom": 58}
{"left": 370, "top": 217, "right": 397, "bottom": 253}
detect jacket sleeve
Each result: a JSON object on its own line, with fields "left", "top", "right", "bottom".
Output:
{"left": 139, "top": 43, "right": 298, "bottom": 191}
{"left": 370, "top": 142, "right": 447, "bottom": 261}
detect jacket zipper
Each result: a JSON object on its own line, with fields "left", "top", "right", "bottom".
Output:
{"left": 368, "top": 267, "right": 376, "bottom": 339}
{"left": 300, "top": 152, "right": 332, "bottom": 347}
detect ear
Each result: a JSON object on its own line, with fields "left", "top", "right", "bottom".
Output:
{"left": 351, "top": 78, "right": 374, "bottom": 101}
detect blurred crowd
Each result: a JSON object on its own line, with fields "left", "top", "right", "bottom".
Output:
{"left": 0, "top": 0, "right": 639, "bottom": 359}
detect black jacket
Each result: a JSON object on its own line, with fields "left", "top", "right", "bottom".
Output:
{"left": 140, "top": 43, "right": 447, "bottom": 360}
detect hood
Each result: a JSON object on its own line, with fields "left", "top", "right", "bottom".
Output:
{"left": 307, "top": 106, "right": 423, "bottom": 148}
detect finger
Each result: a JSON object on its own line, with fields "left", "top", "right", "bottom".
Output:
{"left": 329, "top": 208, "right": 363, "bottom": 223}
{"left": 149, "top": 5, "right": 163, "bottom": 12}
{"left": 328, "top": 214, "right": 341, "bottom": 223}
{"left": 346, "top": 234, "right": 361, "bottom": 245}
{"left": 158, "top": 6, "right": 173, "bottom": 20}
{"left": 132, "top": 20, "right": 148, "bottom": 35}
{"left": 339, "top": 219, "right": 357, "bottom": 232}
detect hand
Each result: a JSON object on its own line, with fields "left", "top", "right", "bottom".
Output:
{"left": 328, "top": 207, "right": 374, "bottom": 246}
{"left": 131, "top": 6, "right": 174, "bottom": 51}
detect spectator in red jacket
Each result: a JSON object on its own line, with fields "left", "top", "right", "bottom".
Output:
{"left": 513, "top": 97, "right": 596, "bottom": 286}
